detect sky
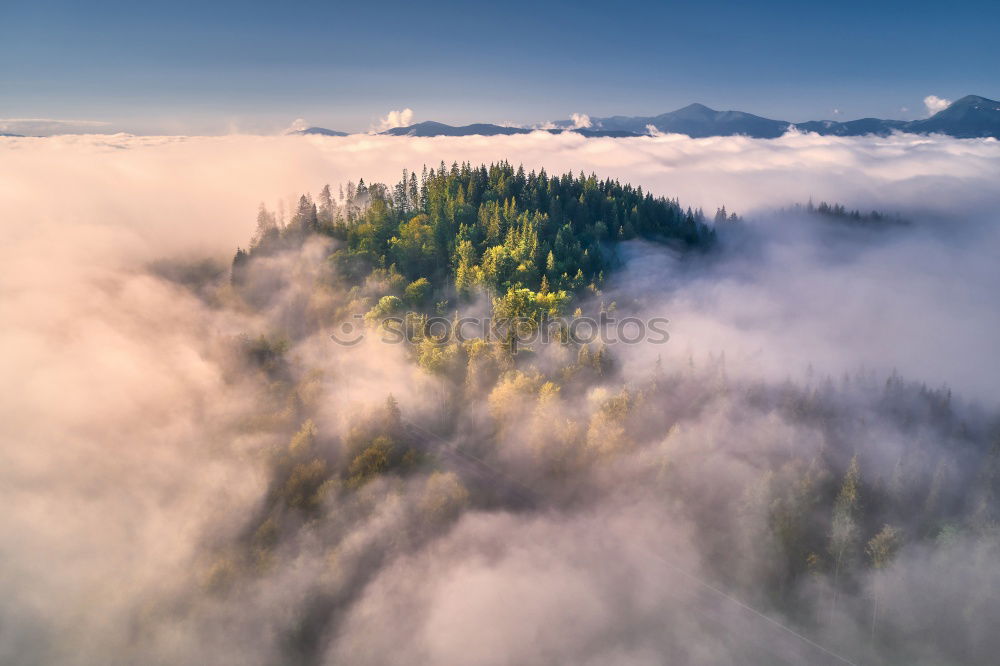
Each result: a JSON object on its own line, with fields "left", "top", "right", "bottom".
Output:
{"left": 2, "top": 0, "right": 999, "bottom": 135}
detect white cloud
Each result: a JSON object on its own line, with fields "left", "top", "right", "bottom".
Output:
{"left": 2, "top": 130, "right": 1000, "bottom": 664}
{"left": 924, "top": 95, "right": 952, "bottom": 116}
{"left": 284, "top": 117, "right": 309, "bottom": 133}
{"left": 374, "top": 108, "right": 415, "bottom": 132}
{"left": 569, "top": 112, "right": 592, "bottom": 129}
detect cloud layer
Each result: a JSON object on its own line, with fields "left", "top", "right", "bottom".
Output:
{"left": 1, "top": 130, "right": 999, "bottom": 664}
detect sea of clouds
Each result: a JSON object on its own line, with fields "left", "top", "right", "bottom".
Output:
{"left": 1, "top": 130, "right": 998, "bottom": 665}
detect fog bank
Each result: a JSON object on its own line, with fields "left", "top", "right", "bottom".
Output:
{"left": 1, "top": 131, "right": 998, "bottom": 665}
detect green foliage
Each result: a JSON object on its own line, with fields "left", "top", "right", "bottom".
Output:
{"left": 390, "top": 214, "right": 438, "bottom": 278}
{"left": 237, "top": 162, "right": 716, "bottom": 311}
{"left": 403, "top": 277, "right": 432, "bottom": 307}
{"left": 866, "top": 524, "right": 900, "bottom": 569}
{"left": 830, "top": 456, "right": 862, "bottom": 559}
{"left": 288, "top": 419, "right": 317, "bottom": 456}
{"left": 365, "top": 295, "right": 403, "bottom": 323}
{"left": 829, "top": 454, "right": 862, "bottom": 607}
{"left": 493, "top": 286, "right": 570, "bottom": 323}
{"left": 347, "top": 436, "right": 395, "bottom": 488}
{"left": 416, "top": 338, "right": 462, "bottom": 375}
{"left": 282, "top": 458, "right": 329, "bottom": 511}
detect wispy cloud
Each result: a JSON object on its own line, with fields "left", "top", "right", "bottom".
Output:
{"left": 284, "top": 118, "right": 309, "bottom": 133}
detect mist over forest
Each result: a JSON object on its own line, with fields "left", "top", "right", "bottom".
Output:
{"left": 1, "top": 131, "right": 999, "bottom": 665}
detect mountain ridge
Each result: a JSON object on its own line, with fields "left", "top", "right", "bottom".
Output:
{"left": 289, "top": 95, "right": 1000, "bottom": 140}
{"left": 290, "top": 127, "right": 349, "bottom": 136}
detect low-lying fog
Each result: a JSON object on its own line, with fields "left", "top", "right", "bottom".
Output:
{"left": 1, "top": 131, "right": 998, "bottom": 665}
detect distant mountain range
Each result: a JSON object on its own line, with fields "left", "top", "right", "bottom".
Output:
{"left": 292, "top": 94, "right": 1000, "bottom": 140}
{"left": 296, "top": 121, "right": 640, "bottom": 138}
{"left": 384, "top": 121, "right": 640, "bottom": 138}
{"left": 289, "top": 127, "right": 348, "bottom": 137}
{"left": 563, "top": 103, "right": 791, "bottom": 138}
{"left": 793, "top": 95, "right": 1000, "bottom": 138}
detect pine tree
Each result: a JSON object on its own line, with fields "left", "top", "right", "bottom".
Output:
{"left": 231, "top": 247, "right": 249, "bottom": 287}
{"left": 865, "top": 524, "right": 899, "bottom": 641}
{"left": 251, "top": 204, "right": 278, "bottom": 250}
{"left": 318, "top": 184, "right": 334, "bottom": 226}
{"left": 829, "top": 455, "right": 861, "bottom": 613}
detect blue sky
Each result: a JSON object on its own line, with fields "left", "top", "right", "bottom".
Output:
{"left": 2, "top": 0, "right": 998, "bottom": 134}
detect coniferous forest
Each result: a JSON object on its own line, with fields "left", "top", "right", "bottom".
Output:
{"left": 234, "top": 162, "right": 714, "bottom": 320}
{"left": 215, "top": 163, "right": 1000, "bottom": 665}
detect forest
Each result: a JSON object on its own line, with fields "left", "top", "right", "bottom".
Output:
{"left": 233, "top": 162, "right": 715, "bottom": 326}
{"left": 212, "top": 163, "right": 1000, "bottom": 665}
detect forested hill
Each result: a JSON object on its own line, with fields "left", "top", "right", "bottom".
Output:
{"left": 233, "top": 162, "right": 717, "bottom": 315}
